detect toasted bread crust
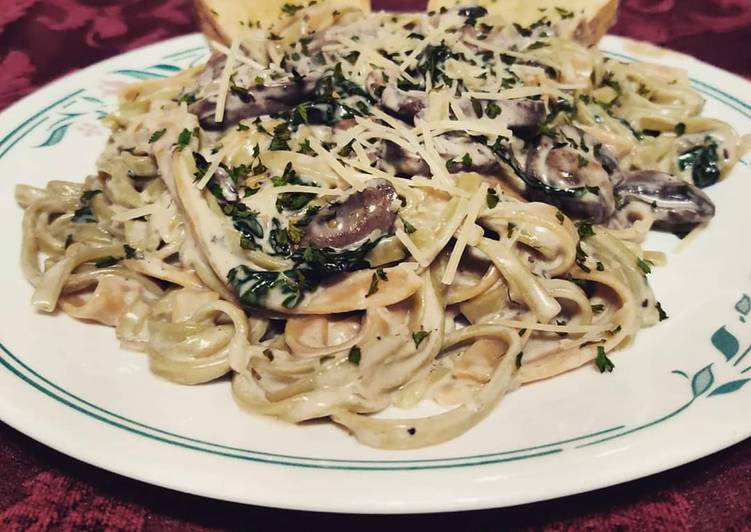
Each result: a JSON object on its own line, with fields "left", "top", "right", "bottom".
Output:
{"left": 575, "top": 0, "right": 619, "bottom": 46}
{"left": 192, "top": 0, "right": 231, "bottom": 44}
{"left": 194, "top": 0, "right": 619, "bottom": 48}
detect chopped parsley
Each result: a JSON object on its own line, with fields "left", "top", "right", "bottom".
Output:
{"left": 94, "top": 256, "right": 120, "bottom": 268}
{"left": 527, "top": 41, "right": 549, "bottom": 50}
{"left": 576, "top": 221, "right": 595, "bottom": 238}
{"left": 176, "top": 92, "right": 198, "bottom": 105}
{"left": 412, "top": 330, "right": 430, "bottom": 348}
{"left": 486, "top": 188, "right": 499, "bottom": 209}
{"left": 281, "top": 3, "right": 304, "bottom": 15}
{"left": 365, "top": 272, "right": 380, "bottom": 297}
{"left": 269, "top": 122, "right": 292, "bottom": 151}
{"left": 148, "top": 128, "right": 166, "bottom": 143}
{"left": 656, "top": 301, "right": 669, "bottom": 321}
{"left": 555, "top": 7, "right": 574, "bottom": 19}
{"left": 470, "top": 97, "right": 483, "bottom": 118}
{"left": 636, "top": 257, "right": 652, "bottom": 275}
{"left": 175, "top": 128, "right": 192, "bottom": 151}
{"left": 271, "top": 162, "right": 316, "bottom": 212}
{"left": 123, "top": 244, "right": 138, "bottom": 259}
{"left": 458, "top": 5, "right": 488, "bottom": 26}
{"left": 515, "top": 352, "right": 524, "bottom": 368}
{"left": 485, "top": 101, "right": 501, "bottom": 119}
{"left": 297, "top": 139, "right": 316, "bottom": 156}
{"left": 595, "top": 345, "right": 614, "bottom": 373}
{"left": 674, "top": 122, "right": 686, "bottom": 136}
{"left": 348, "top": 345, "right": 362, "bottom": 365}
{"left": 365, "top": 268, "right": 389, "bottom": 297}
{"left": 401, "top": 217, "right": 417, "bottom": 234}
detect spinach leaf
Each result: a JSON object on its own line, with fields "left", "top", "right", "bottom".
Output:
{"left": 678, "top": 137, "right": 720, "bottom": 188}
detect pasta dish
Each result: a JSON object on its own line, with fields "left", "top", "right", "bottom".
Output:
{"left": 16, "top": 0, "right": 748, "bottom": 448}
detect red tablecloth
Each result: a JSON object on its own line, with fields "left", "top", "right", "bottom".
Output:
{"left": 1, "top": 1, "right": 750, "bottom": 529}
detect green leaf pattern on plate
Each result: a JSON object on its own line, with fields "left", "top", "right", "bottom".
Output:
{"left": 711, "top": 326, "right": 739, "bottom": 361}
{"left": 36, "top": 123, "right": 72, "bottom": 147}
{"left": 708, "top": 379, "right": 751, "bottom": 397}
{"left": 29, "top": 51, "right": 206, "bottom": 149}
{"left": 691, "top": 364, "right": 714, "bottom": 397}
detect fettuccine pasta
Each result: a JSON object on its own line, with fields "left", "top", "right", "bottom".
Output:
{"left": 17, "top": 3, "right": 749, "bottom": 448}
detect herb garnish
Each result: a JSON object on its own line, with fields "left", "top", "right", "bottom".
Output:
{"left": 555, "top": 7, "right": 574, "bottom": 18}
{"left": 412, "top": 330, "right": 430, "bottom": 348}
{"left": 486, "top": 188, "right": 499, "bottom": 209}
{"left": 281, "top": 3, "right": 303, "bottom": 15}
{"left": 471, "top": 97, "right": 483, "bottom": 118}
{"left": 348, "top": 345, "right": 362, "bottom": 365}
{"left": 485, "top": 101, "right": 501, "bottom": 119}
{"left": 365, "top": 273, "right": 380, "bottom": 297}
{"left": 149, "top": 129, "right": 166, "bottom": 143}
{"left": 595, "top": 345, "right": 614, "bottom": 373}
{"left": 401, "top": 217, "right": 418, "bottom": 234}
{"left": 458, "top": 5, "right": 488, "bottom": 26}
{"left": 123, "top": 244, "right": 138, "bottom": 259}
{"left": 175, "top": 128, "right": 192, "bottom": 151}
{"left": 94, "top": 256, "right": 120, "bottom": 268}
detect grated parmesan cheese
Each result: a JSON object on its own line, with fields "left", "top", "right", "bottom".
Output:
{"left": 442, "top": 183, "right": 488, "bottom": 285}
{"left": 213, "top": 36, "right": 240, "bottom": 125}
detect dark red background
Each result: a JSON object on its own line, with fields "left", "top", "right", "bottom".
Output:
{"left": 1, "top": 1, "right": 750, "bottom": 529}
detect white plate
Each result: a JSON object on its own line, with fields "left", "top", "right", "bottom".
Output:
{"left": 0, "top": 33, "right": 749, "bottom": 514}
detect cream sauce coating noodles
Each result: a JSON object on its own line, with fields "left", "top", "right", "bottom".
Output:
{"left": 17, "top": 4, "right": 749, "bottom": 448}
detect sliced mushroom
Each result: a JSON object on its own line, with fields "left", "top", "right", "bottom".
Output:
{"left": 481, "top": 99, "right": 546, "bottom": 138}
{"left": 378, "top": 141, "right": 428, "bottom": 177}
{"left": 366, "top": 72, "right": 544, "bottom": 136}
{"left": 615, "top": 170, "right": 715, "bottom": 229}
{"left": 525, "top": 126, "right": 616, "bottom": 222}
{"left": 365, "top": 72, "right": 425, "bottom": 124}
{"left": 301, "top": 178, "right": 399, "bottom": 249}
{"left": 189, "top": 76, "right": 318, "bottom": 131}
{"left": 379, "top": 130, "right": 528, "bottom": 179}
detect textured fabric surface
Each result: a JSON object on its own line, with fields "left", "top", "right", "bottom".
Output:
{"left": 0, "top": 0, "right": 750, "bottom": 529}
